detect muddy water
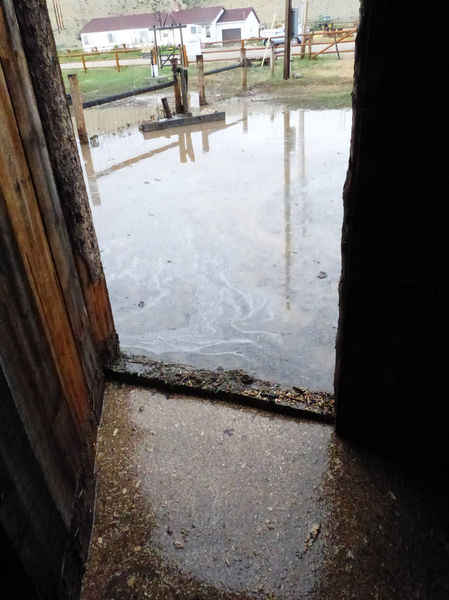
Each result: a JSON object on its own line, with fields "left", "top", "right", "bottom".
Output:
{"left": 81, "top": 99, "right": 351, "bottom": 392}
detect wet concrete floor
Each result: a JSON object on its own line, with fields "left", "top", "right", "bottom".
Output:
{"left": 81, "top": 382, "right": 449, "bottom": 599}
{"left": 81, "top": 98, "right": 351, "bottom": 392}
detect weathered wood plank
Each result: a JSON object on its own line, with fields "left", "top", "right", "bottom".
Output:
{"left": 0, "top": 193, "right": 80, "bottom": 529}
{"left": 0, "top": 62, "right": 89, "bottom": 429}
{"left": 0, "top": 366, "right": 69, "bottom": 598}
{"left": 0, "top": 4, "right": 104, "bottom": 426}
{"left": 13, "top": 0, "right": 117, "bottom": 363}
{"left": 139, "top": 111, "right": 226, "bottom": 132}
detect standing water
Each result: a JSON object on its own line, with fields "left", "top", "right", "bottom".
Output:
{"left": 80, "top": 99, "right": 351, "bottom": 392}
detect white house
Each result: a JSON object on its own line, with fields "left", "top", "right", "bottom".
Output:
{"left": 79, "top": 7, "right": 260, "bottom": 52}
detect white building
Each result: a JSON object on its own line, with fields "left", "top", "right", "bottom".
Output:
{"left": 79, "top": 6, "right": 260, "bottom": 52}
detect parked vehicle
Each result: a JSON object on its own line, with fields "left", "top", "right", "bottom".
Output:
{"left": 263, "top": 34, "right": 301, "bottom": 46}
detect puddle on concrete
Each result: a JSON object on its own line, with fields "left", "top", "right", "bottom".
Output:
{"left": 83, "top": 382, "right": 449, "bottom": 599}
{"left": 80, "top": 99, "right": 351, "bottom": 391}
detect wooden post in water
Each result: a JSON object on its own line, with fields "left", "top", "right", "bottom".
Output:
{"left": 68, "top": 73, "right": 88, "bottom": 145}
{"left": 241, "top": 40, "right": 247, "bottom": 91}
{"left": 271, "top": 44, "right": 276, "bottom": 77}
{"left": 180, "top": 67, "right": 189, "bottom": 114}
{"left": 171, "top": 58, "right": 183, "bottom": 114}
{"left": 161, "top": 97, "right": 172, "bottom": 119}
{"left": 196, "top": 54, "right": 206, "bottom": 106}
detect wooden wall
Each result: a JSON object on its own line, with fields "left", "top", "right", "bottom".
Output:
{"left": 335, "top": 0, "right": 449, "bottom": 454}
{"left": 0, "top": 1, "right": 117, "bottom": 597}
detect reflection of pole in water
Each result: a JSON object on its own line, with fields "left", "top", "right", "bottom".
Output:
{"left": 298, "top": 109, "right": 309, "bottom": 237}
{"left": 178, "top": 132, "right": 187, "bottom": 163}
{"left": 242, "top": 102, "right": 248, "bottom": 134}
{"left": 202, "top": 129, "right": 210, "bottom": 153}
{"left": 283, "top": 111, "right": 292, "bottom": 311}
{"left": 178, "top": 131, "right": 196, "bottom": 163}
{"left": 185, "top": 131, "right": 195, "bottom": 162}
{"left": 299, "top": 109, "right": 305, "bottom": 182}
{"left": 81, "top": 142, "right": 101, "bottom": 206}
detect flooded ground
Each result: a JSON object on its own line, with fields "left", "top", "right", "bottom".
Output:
{"left": 80, "top": 97, "right": 351, "bottom": 392}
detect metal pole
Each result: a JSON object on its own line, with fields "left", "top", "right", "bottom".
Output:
{"left": 283, "top": 0, "right": 292, "bottom": 79}
{"left": 153, "top": 27, "right": 160, "bottom": 68}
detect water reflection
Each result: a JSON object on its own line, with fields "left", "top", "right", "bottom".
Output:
{"left": 82, "top": 100, "right": 351, "bottom": 391}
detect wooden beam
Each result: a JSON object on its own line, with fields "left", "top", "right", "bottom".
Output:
{"left": 13, "top": 0, "right": 117, "bottom": 364}
{"left": 68, "top": 73, "right": 89, "bottom": 144}
{"left": 0, "top": 4, "right": 105, "bottom": 424}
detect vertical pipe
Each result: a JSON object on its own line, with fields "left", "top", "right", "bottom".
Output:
{"left": 283, "top": 0, "right": 292, "bottom": 79}
{"left": 68, "top": 74, "right": 88, "bottom": 145}
{"left": 153, "top": 27, "right": 160, "bottom": 68}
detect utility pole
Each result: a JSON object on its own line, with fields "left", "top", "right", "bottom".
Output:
{"left": 283, "top": 0, "right": 292, "bottom": 80}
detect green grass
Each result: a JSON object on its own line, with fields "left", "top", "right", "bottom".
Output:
{"left": 62, "top": 66, "right": 173, "bottom": 101}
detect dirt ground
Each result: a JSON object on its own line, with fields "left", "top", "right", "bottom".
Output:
{"left": 202, "top": 55, "right": 355, "bottom": 110}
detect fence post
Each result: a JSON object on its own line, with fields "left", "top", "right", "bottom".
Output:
{"left": 183, "top": 45, "right": 189, "bottom": 67}
{"left": 180, "top": 67, "right": 189, "bottom": 114}
{"left": 68, "top": 73, "right": 88, "bottom": 145}
{"left": 115, "top": 50, "right": 120, "bottom": 72}
{"left": 308, "top": 32, "right": 313, "bottom": 58}
{"left": 81, "top": 53, "right": 87, "bottom": 73}
{"left": 240, "top": 40, "right": 247, "bottom": 91}
{"left": 171, "top": 58, "right": 183, "bottom": 114}
{"left": 196, "top": 54, "right": 206, "bottom": 106}
{"left": 271, "top": 44, "right": 276, "bottom": 77}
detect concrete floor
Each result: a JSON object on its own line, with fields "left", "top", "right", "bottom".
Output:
{"left": 81, "top": 382, "right": 449, "bottom": 599}
{"left": 81, "top": 99, "right": 350, "bottom": 392}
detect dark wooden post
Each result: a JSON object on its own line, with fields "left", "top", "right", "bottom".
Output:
{"left": 68, "top": 73, "right": 88, "bottom": 145}
{"left": 115, "top": 50, "right": 121, "bottom": 71}
{"left": 180, "top": 67, "right": 189, "bottom": 114}
{"left": 196, "top": 54, "right": 206, "bottom": 106}
{"left": 241, "top": 40, "right": 247, "bottom": 91}
{"left": 171, "top": 58, "right": 183, "bottom": 114}
{"left": 161, "top": 97, "right": 172, "bottom": 119}
{"left": 283, "top": 0, "right": 292, "bottom": 79}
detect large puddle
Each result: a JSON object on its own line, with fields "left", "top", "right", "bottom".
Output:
{"left": 81, "top": 98, "right": 351, "bottom": 392}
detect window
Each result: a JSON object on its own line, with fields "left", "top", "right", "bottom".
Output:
{"left": 206, "top": 25, "right": 211, "bottom": 38}
{"left": 83, "top": 34, "right": 89, "bottom": 46}
{"left": 190, "top": 26, "right": 196, "bottom": 34}
{"left": 107, "top": 32, "right": 115, "bottom": 44}
{"left": 191, "top": 25, "right": 202, "bottom": 35}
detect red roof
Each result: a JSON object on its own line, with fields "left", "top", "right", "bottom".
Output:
{"left": 218, "top": 7, "right": 259, "bottom": 23}
{"left": 168, "top": 7, "right": 224, "bottom": 26}
{"left": 80, "top": 7, "right": 227, "bottom": 34}
{"left": 80, "top": 14, "right": 159, "bottom": 34}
